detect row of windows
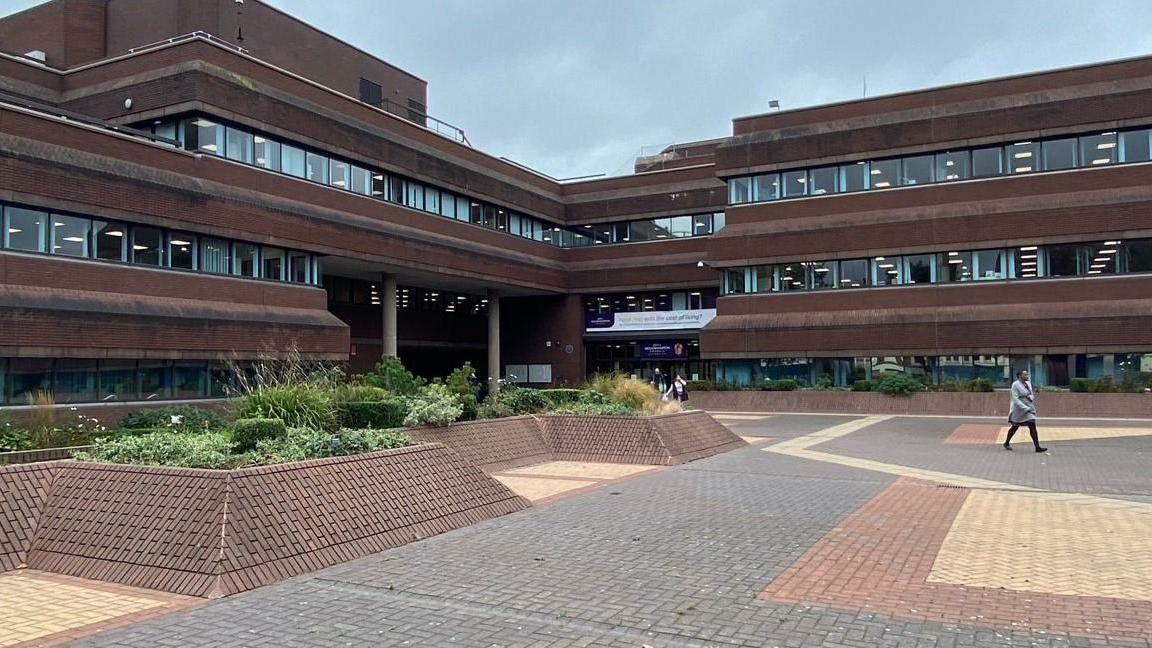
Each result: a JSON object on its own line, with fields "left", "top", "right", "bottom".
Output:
{"left": 0, "top": 359, "right": 233, "bottom": 405}
{"left": 583, "top": 289, "right": 718, "bottom": 314}
{"left": 323, "top": 277, "right": 490, "bottom": 315}
{"left": 150, "top": 115, "right": 724, "bottom": 248}
{"left": 1, "top": 204, "right": 320, "bottom": 284}
{"left": 728, "top": 127, "right": 1152, "bottom": 205}
{"left": 720, "top": 238, "right": 1152, "bottom": 294}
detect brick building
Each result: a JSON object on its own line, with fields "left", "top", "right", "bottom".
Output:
{"left": 0, "top": 0, "right": 1149, "bottom": 406}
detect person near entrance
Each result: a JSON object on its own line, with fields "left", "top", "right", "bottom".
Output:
{"left": 665, "top": 374, "right": 690, "bottom": 403}
{"left": 650, "top": 368, "right": 668, "bottom": 393}
{"left": 1004, "top": 369, "right": 1047, "bottom": 453}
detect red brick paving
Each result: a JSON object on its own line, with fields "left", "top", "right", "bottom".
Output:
{"left": 943, "top": 423, "right": 1002, "bottom": 444}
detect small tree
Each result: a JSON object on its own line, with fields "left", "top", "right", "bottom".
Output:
{"left": 363, "top": 356, "right": 425, "bottom": 396}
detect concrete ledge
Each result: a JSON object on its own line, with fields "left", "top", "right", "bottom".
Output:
{"left": 690, "top": 391, "right": 1152, "bottom": 418}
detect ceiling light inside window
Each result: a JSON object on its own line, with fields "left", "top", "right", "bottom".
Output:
{"left": 170, "top": 239, "right": 191, "bottom": 246}
{"left": 1014, "top": 166, "right": 1033, "bottom": 172}
{"left": 62, "top": 236, "right": 83, "bottom": 242}
{"left": 201, "top": 144, "right": 217, "bottom": 152}
{"left": 1013, "top": 151, "right": 1032, "bottom": 159}
{"left": 1019, "top": 246, "right": 1038, "bottom": 251}
{"left": 1092, "top": 158, "right": 1111, "bottom": 165}
{"left": 1097, "top": 142, "right": 1116, "bottom": 149}
{"left": 7, "top": 228, "right": 21, "bottom": 234}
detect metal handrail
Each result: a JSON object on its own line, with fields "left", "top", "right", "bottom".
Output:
{"left": 365, "top": 97, "right": 471, "bottom": 146}
{"left": 127, "top": 31, "right": 248, "bottom": 55}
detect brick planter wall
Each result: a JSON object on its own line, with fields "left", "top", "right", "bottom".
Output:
{"left": 689, "top": 391, "right": 1152, "bottom": 418}
{"left": 1, "top": 444, "right": 529, "bottom": 598}
{"left": 539, "top": 410, "right": 747, "bottom": 465}
{"left": 408, "top": 416, "right": 551, "bottom": 472}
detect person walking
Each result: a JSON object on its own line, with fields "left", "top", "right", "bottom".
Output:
{"left": 665, "top": 374, "right": 690, "bottom": 403}
{"left": 1005, "top": 369, "right": 1047, "bottom": 453}
{"left": 650, "top": 367, "right": 668, "bottom": 394}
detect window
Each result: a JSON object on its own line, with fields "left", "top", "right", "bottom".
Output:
{"left": 712, "top": 212, "right": 725, "bottom": 232}
{"left": 723, "top": 268, "right": 746, "bottom": 294}
{"left": 5, "top": 206, "right": 46, "bottom": 252}
{"left": 234, "top": 243, "right": 259, "bottom": 277}
{"left": 872, "top": 256, "right": 901, "bottom": 286}
{"left": 808, "top": 167, "right": 838, "bottom": 195}
{"left": 358, "top": 78, "right": 382, "bottom": 106}
{"left": 971, "top": 146, "right": 1004, "bottom": 177}
{"left": 97, "top": 360, "right": 136, "bottom": 401}
{"left": 426, "top": 189, "right": 441, "bottom": 214}
{"left": 753, "top": 174, "right": 780, "bottom": 201}
{"left": 840, "top": 162, "right": 869, "bottom": 192}
{"left": 1046, "top": 244, "right": 1088, "bottom": 277}
{"left": 51, "top": 214, "right": 89, "bottom": 257}
{"left": 973, "top": 249, "right": 1007, "bottom": 280}
{"left": 54, "top": 359, "right": 97, "bottom": 404}
{"left": 612, "top": 222, "right": 629, "bottom": 243}
{"left": 1080, "top": 132, "right": 1117, "bottom": 167}
{"left": 8, "top": 359, "right": 51, "bottom": 404}
{"left": 728, "top": 177, "right": 752, "bottom": 204}
{"left": 173, "top": 363, "right": 206, "bottom": 399}
{"left": 138, "top": 361, "right": 170, "bottom": 400}
{"left": 939, "top": 251, "right": 973, "bottom": 282}
{"left": 1126, "top": 239, "right": 1152, "bottom": 272}
{"left": 282, "top": 144, "right": 306, "bottom": 178}
{"left": 187, "top": 118, "right": 224, "bottom": 154}
{"left": 692, "top": 213, "right": 713, "bottom": 235}
{"left": 1119, "top": 129, "right": 1151, "bottom": 163}
{"left": 838, "top": 259, "right": 869, "bottom": 288}
{"left": 1006, "top": 141, "right": 1040, "bottom": 174}
{"left": 92, "top": 221, "right": 126, "bottom": 261}
{"left": 807, "top": 261, "right": 836, "bottom": 289}
{"left": 870, "top": 159, "right": 899, "bottom": 189}
{"left": 131, "top": 226, "right": 163, "bottom": 266}
{"left": 935, "top": 151, "right": 970, "bottom": 181}
{"left": 350, "top": 165, "right": 371, "bottom": 195}
{"left": 405, "top": 182, "right": 424, "bottom": 210}
{"left": 754, "top": 265, "right": 773, "bottom": 293}
{"left": 262, "top": 247, "right": 284, "bottom": 280}
{"left": 253, "top": 135, "right": 280, "bottom": 171}
{"left": 782, "top": 170, "right": 807, "bottom": 198}
{"left": 901, "top": 155, "right": 933, "bottom": 185}
{"left": 200, "top": 238, "right": 230, "bottom": 274}
{"left": 329, "top": 159, "right": 349, "bottom": 189}
{"left": 225, "top": 127, "right": 254, "bottom": 164}
{"left": 667, "top": 215, "right": 693, "bottom": 238}
{"left": 1087, "top": 240, "right": 1120, "bottom": 275}
{"left": 1042, "top": 138, "right": 1077, "bottom": 171}
{"left": 1015, "top": 245, "right": 1040, "bottom": 278}
{"left": 777, "top": 263, "right": 803, "bottom": 292}
{"left": 905, "top": 254, "right": 934, "bottom": 284}
{"left": 288, "top": 252, "right": 310, "bottom": 283}
{"left": 371, "top": 172, "right": 387, "bottom": 198}
{"left": 168, "top": 233, "right": 196, "bottom": 270}
{"left": 438, "top": 192, "right": 455, "bottom": 218}
{"left": 306, "top": 152, "right": 328, "bottom": 184}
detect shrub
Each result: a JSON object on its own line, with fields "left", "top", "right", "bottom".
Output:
{"left": 968, "top": 378, "right": 995, "bottom": 392}
{"left": 117, "top": 405, "right": 227, "bottom": 434}
{"left": 477, "top": 399, "right": 514, "bottom": 419}
{"left": 335, "top": 398, "right": 408, "bottom": 429}
{"left": 76, "top": 432, "right": 234, "bottom": 469}
{"left": 1119, "top": 371, "right": 1152, "bottom": 393}
{"left": 233, "top": 384, "right": 336, "bottom": 430}
{"left": 814, "top": 375, "right": 834, "bottom": 390}
{"left": 539, "top": 388, "right": 583, "bottom": 407}
{"left": 551, "top": 401, "right": 636, "bottom": 416}
{"left": 684, "top": 380, "right": 714, "bottom": 392}
{"left": 0, "top": 419, "right": 31, "bottom": 452}
{"left": 875, "top": 373, "right": 927, "bottom": 395}
{"left": 231, "top": 418, "right": 287, "bottom": 452}
{"left": 402, "top": 384, "right": 463, "bottom": 427}
{"left": 610, "top": 378, "right": 661, "bottom": 411}
{"left": 249, "top": 427, "right": 414, "bottom": 465}
{"left": 587, "top": 372, "right": 623, "bottom": 398}
{"left": 1069, "top": 377, "right": 1095, "bottom": 393}
{"left": 578, "top": 389, "right": 609, "bottom": 405}
{"left": 362, "top": 356, "right": 425, "bottom": 396}
{"left": 498, "top": 386, "right": 551, "bottom": 415}
{"left": 851, "top": 379, "right": 873, "bottom": 392}
{"left": 331, "top": 384, "right": 390, "bottom": 403}
{"left": 456, "top": 393, "right": 479, "bottom": 421}
{"left": 762, "top": 379, "right": 799, "bottom": 392}
{"left": 1094, "top": 376, "right": 1121, "bottom": 393}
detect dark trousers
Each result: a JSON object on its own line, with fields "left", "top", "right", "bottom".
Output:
{"left": 1006, "top": 421, "right": 1040, "bottom": 449}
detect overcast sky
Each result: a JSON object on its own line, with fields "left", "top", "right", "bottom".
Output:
{"left": 7, "top": 0, "right": 1152, "bottom": 179}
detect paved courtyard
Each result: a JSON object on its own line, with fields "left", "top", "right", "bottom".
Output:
{"left": 14, "top": 413, "right": 1152, "bottom": 647}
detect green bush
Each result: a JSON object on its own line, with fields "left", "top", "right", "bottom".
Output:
{"left": 551, "top": 402, "right": 635, "bottom": 416}
{"left": 875, "top": 373, "right": 927, "bottom": 395}
{"left": 456, "top": 393, "right": 479, "bottom": 421}
{"left": 233, "top": 384, "right": 336, "bottom": 430}
{"left": 335, "top": 398, "right": 408, "bottom": 429}
{"left": 402, "top": 383, "right": 463, "bottom": 427}
{"left": 362, "top": 356, "right": 425, "bottom": 396}
{"left": 814, "top": 375, "right": 834, "bottom": 390}
{"left": 1069, "top": 377, "right": 1096, "bottom": 393}
{"left": 477, "top": 399, "right": 514, "bottom": 419}
{"left": 1119, "top": 371, "right": 1152, "bottom": 392}
{"left": 331, "top": 384, "right": 390, "bottom": 403}
{"left": 851, "top": 379, "right": 873, "bottom": 392}
{"left": 762, "top": 379, "right": 799, "bottom": 392}
{"left": 498, "top": 386, "right": 551, "bottom": 415}
{"left": 231, "top": 418, "right": 287, "bottom": 452}
{"left": 0, "top": 419, "right": 31, "bottom": 452}
{"left": 578, "top": 389, "right": 609, "bottom": 405}
{"left": 539, "top": 388, "right": 583, "bottom": 406}
{"left": 968, "top": 378, "right": 995, "bottom": 392}
{"left": 116, "top": 405, "right": 226, "bottom": 434}
{"left": 1094, "top": 376, "right": 1121, "bottom": 393}
{"left": 76, "top": 432, "right": 235, "bottom": 469}
{"left": 685, "top": 380, "right": 714, "bottom": 392}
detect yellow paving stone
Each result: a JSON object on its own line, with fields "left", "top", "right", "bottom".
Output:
{"left": 501, "top": 461, "right": 654, "bottom": 481}
{"left": 493, "top": 474, "right": 598, "bottom": 502}
{"left": 929, "top": 490, "right": 1152, "bottom": 601}
{"left": 0, "top": 573, "right": 169, "bottom": 647}
{"left": 998, "top": 425, "right": 1152, "bottom": 443}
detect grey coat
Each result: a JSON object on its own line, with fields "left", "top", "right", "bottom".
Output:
{"left": 1008, "top": 379, "right": 1036, "bottom": 424}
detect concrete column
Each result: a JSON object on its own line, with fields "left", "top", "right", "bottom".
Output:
{"left": 381, "top": 273, "right": 398, "bottom": 357}
{"left": 487, "top": 290, "right": 501, "bottom": 397}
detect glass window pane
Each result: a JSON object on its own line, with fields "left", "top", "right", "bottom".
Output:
{"left": 54, "top": 359, "right": 97, "bottom": 404}
{"left": 729, "top": 177, "right": 751, "bottom": 204}
{"left": 225, "top": 127, "right": 253, "bottom": 163}
{"left": 350, "top": 166, "right": 371, "bottom": 195}
{"left": 840, "top": 162, "right": 869, "bottom": 192}
{"left": 905, "top": 254, "right": 934, "bottom": 284}
{"left": 234, "top": 242, "right": 259, "bottom": 277}
{"left": 777, "top": 263, "right": 804, "bottom": 292}
{"left": 253, "top": 135, "right": 280, "bottom": 171}
{"left": 329, "top": 159, "right": 349, "bottom": 189}
{"left": 692, "top": 213, "right": 712, "bottom": 235}
{"left": 808, "top": 167, "right": 838, "bottom": 195}
{"left": 974, "top": 249, "right": 1007, "bottom": 280}
{"left": 426, "top": 188, "right": 440, "bottom": 214}
{"left": 668, "top": 216, "right": 693, "bottom": 238}
{"left": 456, "top": 199, "right": 470, "bottom": 222}
{"left": 92, "top": 221, "right": 126, "bottom": 261}
{"left": 838, "top": 259, "right": 869, "bottom": 288}
{"left": 1006, "top": 141, "right": 1040, "bottom": 174}
{"left": 201, "top": 238, "right": 230, "bottom": 274}
{"left": 139, "top": 360, "right": 170, "bottom": 400}
{"left": 612, "top": 222, "right": 629, "bottom": 243}
{"left": 51, "top": 214, "right": 89, "bottom": 257}
{"left": 723, "top": 268, "right": 746, "bottom": 294}
{"left": 168, "top": 233, "right": 196, "bottom": 269}
{"left": 371, "top": 172, "right": 386, "bottom": 198}
{"left": 901, "top": 155, "right": 934, "bottom": 185}
{"left": 939, "top": 251, "right": 973, "bottom": 282}
{"left": 1042, "top": 138, "right": 1077, "bottom": 171}
{"left": 405, "top": 182, "right": 425, "bottom": 210}
{"left": 1088, "top": 240, "right": 1119, "bottom": 276}
{"left": 5, "top": 206, "right": 47, "bottom": 252}
{"left": 1080, "top": 132, "right": 1117, "bottom": 167}
{"left": 936, "top": 151, "right": 970, "bottom": 181}
{"left": 282, "top": 145, "right": 306, "bottom": 178}
{"left": 782, "top": 170, "right": 807, "bottom": 197}
{"left": 1119, "top": 129, "right": 1151, "bottom": 163}
{"left": 972, "top": 146, "right": 1004, "bottom": 177}
{"left": 873, "top": 256, "right": 901, "bottom": 286}
{"left": 306, "top": 152, "right": 328, "bottom": 183}
{"left": 98, "top": 360, "right": 137, "bottom": 401}
{"left": 440, "top": 193, "right": 455, "bottom": 217}
{"left": 650, "top": 218, "right": 671, "bottom": 239}
{"left": 8, "top": 359, "right": 52, "bottom": 404}
{"left": 754, "top": 266, "right": 773, "bottom": 293}
{"left": 1125, "top": 239, "right": 1152, "bottom": 272}
{"left": 262, "top": 247, "right": 284, "bottom": 280}
{"left": 870, "top": 159, "right": 899, "bottom": 189}
{"left": 713, "top": 212, "right": 725, "bottom": 232}
{"left": 753, "top": 174, "right": 780, "bottom": 201}
{"left": 1016, "top": 245, "right": 1040, "bottom": 279}
{"left": 187, "top": 117, "right": 223, "bottom": 154}
{"left": 807, "top": 261, "right": 836, "bottom": 289}
{"left": 288, "top": 252, "right": 310, "bottom": 283}
{"left": 1046, "top": 244, "right": 1087, "bottom": 277}
{"left": 172, "top": 363, "right": 206, "bottom": 399}
{"left": 131, "top": 226, "right": 163, "bottom": 266}
{"left": 386, "top": 176, "right": 403, "bottom": 203}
